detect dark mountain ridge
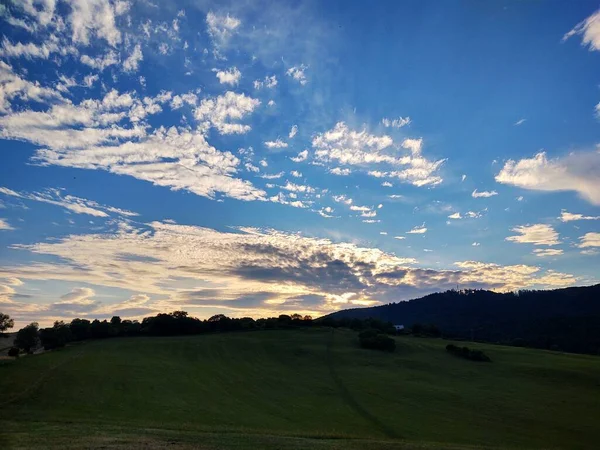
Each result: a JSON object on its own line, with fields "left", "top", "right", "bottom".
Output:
{"left": 324, "top": 284, "right": 600, "bottom": 354}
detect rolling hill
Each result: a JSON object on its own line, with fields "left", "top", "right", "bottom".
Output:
{"left": 1, "top": 328, "right": 600, "bottom": 449}
{"left": 325, "top": 284, "right": 600, "bottom": 354}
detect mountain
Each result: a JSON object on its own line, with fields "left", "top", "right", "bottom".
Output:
{"left": 324, "top": 284, "right": 600, "bottom": 354}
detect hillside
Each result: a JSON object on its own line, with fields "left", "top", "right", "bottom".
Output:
{"left": 1, "top": 329, "right": 600, "bottom": 449}
{"left": 325, "top": 284, "right": 600, "bottom": 354}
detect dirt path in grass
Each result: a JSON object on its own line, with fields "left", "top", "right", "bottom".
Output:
{"left": 325, "top": 329, "right": 400, "bottom": 439}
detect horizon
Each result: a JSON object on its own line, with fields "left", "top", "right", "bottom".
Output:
{"left": 1, "top": 0, "right": 600, "bottom": 329}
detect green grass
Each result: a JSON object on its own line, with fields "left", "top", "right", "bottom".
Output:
{"left": 1, "top": 328, "right": 599, "bottom": 449}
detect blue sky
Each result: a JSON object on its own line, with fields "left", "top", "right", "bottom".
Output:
{"left": 0, "top": 0, "right": 599, "bottom": 328}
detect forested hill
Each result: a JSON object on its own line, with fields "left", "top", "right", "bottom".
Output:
{"left": 324, "top": 284, "right": 600, "bottom": 354}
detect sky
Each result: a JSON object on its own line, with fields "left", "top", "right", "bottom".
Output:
{"left": 0, "top": 0, "right": 599, "bottom": 329}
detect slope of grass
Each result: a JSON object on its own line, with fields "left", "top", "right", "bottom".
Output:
{"left": 1, "top": 328, "right": 599, "bottom": 449}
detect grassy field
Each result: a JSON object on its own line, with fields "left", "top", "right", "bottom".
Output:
{"left": 1, "top": 328, "right": 599, "bottom": 449}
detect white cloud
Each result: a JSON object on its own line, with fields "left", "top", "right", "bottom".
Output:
{"left": 332, "top": 195, "right": 353, "bottom": 205}
{"left": 289, "top": 125, "right": 298, "bottom": 139}
{"left": 291, "top": 150, "right": 308, "bottom": 162}
{"left": 215, "top": 67, "right": 241, "bottom": 85}
{"left": 259, "top": 172, "right": 284, "bottom": 180}
{"left": 407, "top": 224, "right": 427, "bottom": 234}
{"left": 206, "top": 11, "right": 241, "bottom": 46}
{"left": 286, "top": 65, "right": 308, "bottom": 85}
{"left": 461, "top": 174, "right": 467, "bottom": 182}
{"left": 448, "top": 212, "right": 461, "bottom": 219}
{"left": 83, "top": 74, "right": 99, "bottom": 88}
{"left": 80, "top": 51, "right": 118, "bottom": 70}
{"left": 195, "top": 91, "right": 260, "bottom": 135}
{"left": 0, "top": 187, "right": 137, "bottom": 217}
{"left": 264, "top": 139, "right": 288, "bottom": 149}
{"left": 472, "top": 189, "right": 498, "bottom": 198}
{"left": 0, "top": 218, "right": 14, "bottom": 230}
{"left": 394, "top": 236, "right": 405, "bottom": 240}
{"left": 577, "top": 232, "right": 600, "bottom": 248}
{"left": 329, "top": 167, "right": 351, "bottom": 176}
{"left": 506, "top": 224, "right": 560, "bottom": 246}
{"left": 123, "top": 43, "right": 143, "bottom": 73}
{"left": 563, "top": 9, "right": 600, "bottom": 51}
{"left": 0, "top": 220, "right": 575, "bottom": 324}
{"left": 495, "top": 151, "right": 600, "bottom": 205}
{"left": 313, "top": 122, "right": 444, "bottom": 186}
{"left": 514, "top": 119, "right": 526, "bottom": 126}
{"left": 290, "top": 170, "right": 302, "bottom": 178}
{"left": 559, "top": 210, "right": 600, "bottom": 222}
{"left": 68, "top": 0, "right": 123, "bottom": 47}
{"left": 381, "top": 181, "right": 392, "bottom": 187}
{"left": 533, "top": 249, "right": 563, "bottom": 257}
{"left": 381, "top": 117, "right": 411, "bottom": 128}
{"left": 472, "top": 242, "right": 480, "bottom": 247}
{"left": 282, "top": 182, "right": 315, "bottom": 194}
{"left": 0, "top": 61, "right": 63, "bottom": 113}
{"left": 253, "top": 75, "right": 277, "bottom": 89}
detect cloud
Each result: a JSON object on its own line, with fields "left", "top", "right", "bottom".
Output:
{"left": 448, "top": 212, "right": 461, "bottom": 219}
{"left": 472, "top": 242, "right": 480, "bottom": 247}
{"left": 215, "top": 67, "right": 241, "bottom": 85}
{"left": 59, "top": 287, "right": 95, "bottom": 303}
{"left": 286, "top": 65, "right": 308, "bottom": 85}
{"left": 0, "top": 221, "right": 578, "bottom": 323}
{"left": 206, "top": 11, "right": 241, "bottom": 46}
{"left": 290, "top": 170, "right": 302, "bottom": 178}
{"left": 264, "top": 139, "right": 288, "bottom": 149}
{"left": 563, "top": 9, "right": 600, "bottom": 51}
{"left": 68, "top": 0, "right": 124, "bottom": 46}
{"left": 0, "top": 61, "right": 63, "bottom": 113}
{"left": 289, "top": 125, "right": 298, "bottom": 139}
{"left": 381, "top": 117, "right": 411, "bottom": 128}
{"left": 514, "top": 119, "right": 526, "bottom": 126}
{"left": 195, "top": 91, "right": 260, "bottom": 135}
{"left": 533, "top": 249, "right": 563, "bottom": 257}
{"left": 0, "top": 187, "right": 138, "bottom": 217}
{"left": 80, "top": 51, "right": 119, "bottom": 70}
{"left": 123, "top": 43, "right": 143, "bottom": 73}
{"left": 559, "top": 210, "right": 600, "bottom": 222}
{"left": 577, "top": 232, "right": 600, "bottom": 248}
{"left": 329, "top": 167, "right": 351, "bottom": 176}
{"left": 253, "top": 75, "right": 277, "bottom": 89}
{"left": 495, "top": 151, "right": 600, "bottom": 205}
{"left": 506, "top": 224, "right": 560, "bottom": 246}
{"left": 472, "top": 189, "right": 498, "bottom": 198}
{"left": 461, "top": 174, "right": 467, "bottom": 182}
{"left": 0, "top": 218, "right": 14, "bottom": 230}
{"left": 394, "top": 236, "right": 405, "bottom": 240}
{"left": 407, "top": 224, "right": 427, "bottom": 234}
{"left": 313, "top": 122, "right": 444, "bottom": 186}
{"left": 290, "top": 150, "right": 308, "bottom": 162}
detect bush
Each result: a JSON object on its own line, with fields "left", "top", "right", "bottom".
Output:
{"left": 8, "top": 347, "right": 19, "bottom": 357}
{"left": 359, "top": 330, "right": 396, "bottom": 352}
{"left": 446, "top": 344, "right": 491, "bottom": 362}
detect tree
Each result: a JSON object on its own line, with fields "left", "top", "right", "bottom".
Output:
{"left": 110, "top": 316, "right": 122, "bottom": 326}
{"left": 0, "top": 312, "right": 14, "bottom": 333}
{"left": 208, "top": 314, "right": 227, "bottom": 322}
{"left": 15, "top": 322, "right": 39, "bottom": 353}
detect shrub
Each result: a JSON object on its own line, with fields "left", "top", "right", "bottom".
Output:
{"left": 8, "top": 347, "right": 19, "bottom": 357}
{"left": 446, "top": 343, "right": 491, "bottom": 362}
{"left": 359, "top": 330, "right": 396, "bottom": 352}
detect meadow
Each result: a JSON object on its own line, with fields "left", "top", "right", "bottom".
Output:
{"left": 1, "top": 328, "right": 599, "bottom": 449}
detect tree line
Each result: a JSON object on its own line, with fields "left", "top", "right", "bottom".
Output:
{"left": 1, "top": 310, "right": 428, "bottom": 355}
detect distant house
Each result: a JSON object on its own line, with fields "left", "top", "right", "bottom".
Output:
{"left": 393, "top": 324, "right": 404, "bottom": 331}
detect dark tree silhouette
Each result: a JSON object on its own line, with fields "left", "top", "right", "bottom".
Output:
{"left": 15, "top": 322, "right": 39, "bottom": 353}
{"left": 0, "top": 312, "right": 14, "bottom": 333}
